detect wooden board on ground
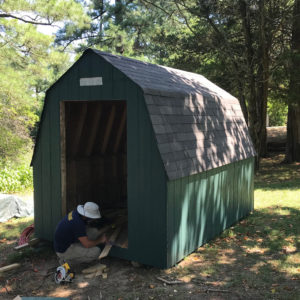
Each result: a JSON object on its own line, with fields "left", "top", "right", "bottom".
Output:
{"left": 14, "top": 238, "right": 40, "bottom": 251}
{"left": 0, "top": 263, "right": 21, "bottom": 273}
{"left": 82, "top": 263, "right": 106, "bottom": 274}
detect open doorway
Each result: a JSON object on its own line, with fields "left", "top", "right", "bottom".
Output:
{"left": 60, "top": 100, "right": 128, "bottom": 248}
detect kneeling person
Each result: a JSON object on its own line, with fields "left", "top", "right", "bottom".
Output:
{"left": 54, "top": 202, "right": 106, "bottom": 265}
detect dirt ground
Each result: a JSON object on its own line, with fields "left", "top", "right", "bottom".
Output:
{"left": 0, "top": 250, "right": 257, "bottom": 300}
{"left": 1, "top": 238, "right": 299, "bottom": 300}
{"left": 0, "top": 251, "right": 235, "bottom": 300}
{"left": 266, "top": 126, "right": 287, "bottom": 143}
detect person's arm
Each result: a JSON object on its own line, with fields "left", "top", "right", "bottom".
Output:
{"left": 78, "top": 234, "right": 107, "bottom": 248}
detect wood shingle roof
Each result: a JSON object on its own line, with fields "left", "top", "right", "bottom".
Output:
{"left": 94, "top": 50, "right": 256, "bottom": 180}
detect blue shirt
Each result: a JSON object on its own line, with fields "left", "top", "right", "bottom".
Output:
{"left": 54, "top": 210, "right": 87, "bottom": 253}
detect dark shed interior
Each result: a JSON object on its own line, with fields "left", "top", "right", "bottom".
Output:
{"left": 62, "top": 100, "right": 128, "bottom": 247}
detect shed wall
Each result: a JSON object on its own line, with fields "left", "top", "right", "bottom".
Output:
{"left": 33, "top": 51, "right": 168, "bottom": 267}
{"left": 166, "top": 157, "right": 254, "bottom": 267}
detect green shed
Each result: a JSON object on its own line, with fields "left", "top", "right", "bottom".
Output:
{"left": 31, "top": 49, "right": 256, "bottom": 268}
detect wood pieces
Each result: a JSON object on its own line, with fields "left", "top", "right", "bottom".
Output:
{"left": 82, "top": 263, "right": 106, "bottom": 274}
{"left": 156, "top": 277, "right": 184, "bottom": 285}
{"left": 113, "top": 106, "right": 126, "bottom": 153}
{"left": 0, "top": 263, "right": 21, "bottom": 273}
{"left": 98, "top": 227, "right": 122, "bottom": 259}
{"left": 101, "top": 105, "right": 116, "bottom": 154}
{"left": 82, "top": 263, "right": 108, "bottom": 279}
{"left": 114, "top": 226, "right": 128, "bottom": 249}
{"left": 14, "top": 238, "right": 40, "bottom": 251}
{"left": 95, "top": 214, "right": 127, "bottom": 236}
{"left": 85, "top": 107, "right": 102, "bottom": 156}
{"left": 71, "top": 102, "right": 88, "bottom": 157}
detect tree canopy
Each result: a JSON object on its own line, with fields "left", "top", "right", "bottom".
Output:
{"left": 0, "top": 0, "right": 88, "bottom": 163}
{"left": 0, "top": 0, "right": 299, "bottom": 166}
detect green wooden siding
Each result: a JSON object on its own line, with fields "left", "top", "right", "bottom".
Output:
{"left": 166, "top": 157, "right": 254, "bottom": 267}
{"left": 32, "top": 51, "right": 168, "bottom": 268}
{"left": 33, "top": 50, "right": 255, "bottom": 269}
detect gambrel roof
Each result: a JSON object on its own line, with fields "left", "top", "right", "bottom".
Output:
{"left": 92, "top": 50, "right": 256, "bottom": 180}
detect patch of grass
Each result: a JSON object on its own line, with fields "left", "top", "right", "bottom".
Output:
{"left": 7, "top": 244, "right": 54, "bottom": 264}
{"left": 0, "top": 217, "right": 33, "bottom": 241}
{"left": 255, "top": 153, "right": 300, "bottom": 188}
{"left": 0, "top": 217, "right": 34, "bottom": 265}
{"left": 6, "top": 247, "right": 36, "bottom": 263}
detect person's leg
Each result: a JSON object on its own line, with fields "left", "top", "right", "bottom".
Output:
{"left": 56, "top": 243, "right": 100, "bottom": 265}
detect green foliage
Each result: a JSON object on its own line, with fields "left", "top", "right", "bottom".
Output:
{"left": 0, "top": 0, "right": 89, "bottom": 162}
{"left": 57, "top": 0, "right": 293, "bottom": 144}
{"left": 267, "top": 98, "right": 288, "bottom": 126}
{"left": 55, "top": 0, "right": 172, "bottom": 60}
{"left": 0, "top": 163, "right": 33, "bottom": 193}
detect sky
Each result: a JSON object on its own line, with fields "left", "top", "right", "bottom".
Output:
{"left": 37, "top": 24, "right": 61, "bottom": 36}
{"left": 36, "top": 0, "right": 116, "bottom": 36}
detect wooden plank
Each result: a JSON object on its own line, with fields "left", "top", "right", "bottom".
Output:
{"left": 98, "top": 227, "right": 122, "bottom": 259}
{"left": 33, "top": 142, "right": 43, "bottom": 238}
{"left": 96, "top": 215, "right": 127, "bottom": 236}
{"left": 120, "top": 239, "right": 128, "bottom": 249}
{"left": 103, "top": 208, "right": 127, "bottom": 219}
{"left": 113, "top": 106, "right": 126, "bottom": 153}
{"left": 14, "top": 238, "right": 40, "bottom": 251}
{"left": 41, "top": 112, "right": 52, "bottom": 240}
{"left": 101, "top": 105, "right": 116, "bottom": 154}
{"left": 82, "top": 263, "right": 106, "bottom": 274}
{"left": 51, "top": 91, "right": 64, "bottom": 234}
{"left": 72, "top": 102, "right": 88, "bottom": 157}
{"left": 112, "top": 156, "right": 117, "bottom": 178}
{"left": 60, "top": 102, "right": 67, "bottom": 217}
{"left": 84, "top": 270, "right": 105, "bottom": 279}
{"left": 85, "top": 105, "right": 102, "bottom": 156}
{"left": 114, "top": 227, "right": 128, "bottom": 249}
{"left": 67, "top": 160, "right": 77, "bottom": 211}
{"left": 0, "top": 263, "right": 21, "bottom": 273}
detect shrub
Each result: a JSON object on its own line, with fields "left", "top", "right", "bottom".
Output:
{"left": 0, "top": 163, "right": 33, "bottom": 193}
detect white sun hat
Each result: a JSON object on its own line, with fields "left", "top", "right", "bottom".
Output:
{"left": 77, "top": 202, "right": 101, "bottom": 219}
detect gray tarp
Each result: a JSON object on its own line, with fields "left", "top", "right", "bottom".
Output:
{"left": 0, "top": 194, "right": 33, "bottom": 222}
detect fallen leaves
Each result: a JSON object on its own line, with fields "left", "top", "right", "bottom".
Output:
{"left": 282, "top": 245, "right": 297, "bottom": 254}
{"left": 0, "top": 286, "right": 10, "bottom": 294}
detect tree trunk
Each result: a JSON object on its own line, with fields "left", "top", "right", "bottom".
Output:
{"left": 285, "top": 0, "right": 300, "bottom": 162}
{"left": 239, "top": 0, "right": 271, "bottom": 168}
{"left": 237, "top": 81, "right": 248, "bottom": 125}
{"left": 256, "top": 0, "right": 269, "bottom": 158}
{"left": 115, "top": 0, "right": 124, "bottom": 54}
{"left": 286, "top": 106, "right": 300, "bottom": 162}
